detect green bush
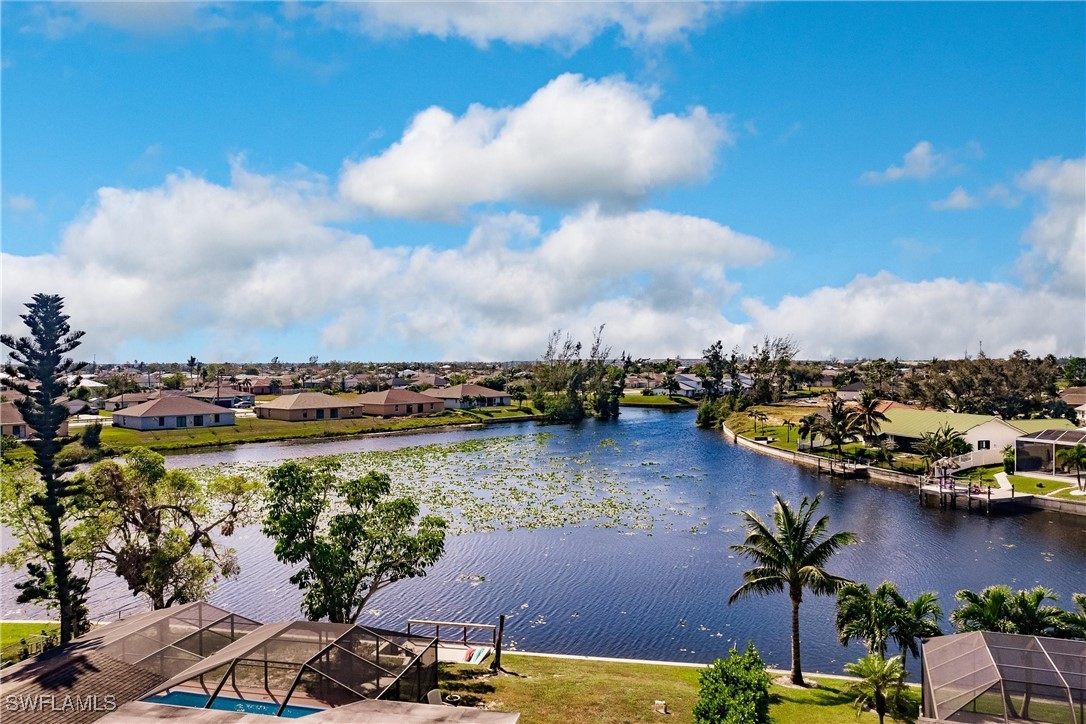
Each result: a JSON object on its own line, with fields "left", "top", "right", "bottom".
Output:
{"left": 82, "top": 422, "right": 103, "bottom": 449}
{"left": 1002, "top": 445, "right": 1015, "bottom": 475}
{"left": 693, "top": 642, "right": 772, "bottom": 724}
{"left": 640, "top": 388, "right": 654, "bottom": 396}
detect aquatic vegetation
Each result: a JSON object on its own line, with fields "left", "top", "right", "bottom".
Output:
{"left": 185, "top": 432, "right": 678, "bottom": 535}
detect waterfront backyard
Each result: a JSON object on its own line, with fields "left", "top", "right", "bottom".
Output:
{"left": 5, "top": 408, "right": 1084, "bottom": 679}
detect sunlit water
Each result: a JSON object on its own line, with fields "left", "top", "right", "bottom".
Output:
{"left": 4, "top": 408, "right": 1084, "bottom": 675}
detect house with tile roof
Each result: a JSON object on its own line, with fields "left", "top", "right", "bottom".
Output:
{"left": 112, "top": 397, "right": 235, "bottom": 431}
{"left": 357, "top": 389, "right": 444, "bottom": 416}
{"left": 422, "top": 383, "right": 510, "bottom": 409}
{"left": 254, "top": 392, "right": 362, "bottom": 422}
{"left": 1, "top": 401, "right": 69, "bottom": 439}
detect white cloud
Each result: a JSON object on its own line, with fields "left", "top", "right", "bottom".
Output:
{"left": 1, "top": 165, "right": 768, "bottom": 361}
{"left": 930, "top": 186, "right": 979, "bottom": 211}
{"left": 861, "top": 141, "right": 947, "bottom": 184}
{"left": 6, "top": 194, "right": 37, "bottom": 212}
{"left": 742, "top": 273, "right": 1083, "bottom": 360}
{"left": 340, "top": 73, "right": 729, "bottom": 220}
{"left": 744, "top": 155, "right": 1086, "bottom": 359}
{"left": 984, "top": 184, "right": 1023, "bottom": 208}
{"left": 314, "top": 1, "right": 721, "bottom": 50}
{"left": 1015, "top": 156, "right": 1085, "bottom": 296}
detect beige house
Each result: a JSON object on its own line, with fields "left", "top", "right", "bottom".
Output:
{"left": 255, "top": 392, "right": 362, "bottom": 421}
{"left": 103, "top": 391, "right": 157, "bottom": 411}
{"left": 422, "top": 383, "right": 510, "bottom": 409}
{"left": 112, "top": 397, "right": 235, "bottom": 431}
{"left": 357, "top": 389, "right": 444, "bottom": 417}
{"left": 1, "top": 401, "right": 70, "bottom": 439}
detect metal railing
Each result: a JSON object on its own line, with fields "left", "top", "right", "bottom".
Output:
{"left": 406, "top": 619, "right": 497, "bottom": 649}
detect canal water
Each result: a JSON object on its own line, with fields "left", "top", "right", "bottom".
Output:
{"left": 5, "top": 408, "right": 1084, "bottom": 675}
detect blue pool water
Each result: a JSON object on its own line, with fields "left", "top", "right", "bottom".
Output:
{"left": 145, "top": 690, "right": 323, "bottom": 718}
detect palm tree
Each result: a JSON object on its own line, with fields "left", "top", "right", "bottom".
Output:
{"left": 950, "top": 585, "right": 1017, "bottom": 633}
{"left": 816, "top": 398, "right": 859, "bottom": 459}
{"left": 1062, "top": 592, "right": 1086, "bottom": 639}
{"left": 1056, "top": 443, "right": 1086, "bottom": 492}
{"left": 835, "top": 581, "right": 909, "bottom": 657}
{"left": 1008, "top": 586, "right": 1067, "bottom": 637}
{"left": 844, "top": 653, "right": 907, "bottom": 724}
{"left": 848, "top": 390, "right": 889, "bottom": 446}
{"left": 797, "top": 413, "right": 820, "bottom": 450}
{"left": 896, "top": 591, "right": 943, "bottom": 664}
{"left": 729, "top": 493, "right": 856, "bottom": 685}
{"left": 950, "top": 584, "right": 1065, "bottom": 636}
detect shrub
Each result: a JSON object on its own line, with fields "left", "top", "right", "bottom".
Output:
{"left": 82, "top": 422, "right": 102, "bottom": 449}
{"left": 693, "top": 642, "right": 772, "bottom": 724}
{"left": 640, "top": 388, "right": 654, "bottom": 396}
{"left": 1002, "top": 445, "right": 1015, "bottom": 475}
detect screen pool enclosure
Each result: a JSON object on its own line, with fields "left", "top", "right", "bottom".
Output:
{"left": 141, "top": 620, "right": 439, "bottom": 716}
{"left": 921, "top": 631, "right": 1086, "bottom": 723}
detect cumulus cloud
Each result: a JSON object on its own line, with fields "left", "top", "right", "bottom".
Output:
{"left": 742, "top": 273, "right": 1083, "bottom": 360}
{"left": 860, "top": 141, "right": 947, "bottom": 184}
{"left": 1015, "top": 156, "right": 1085, "bottom": 296}
{"left": 313, "top": 1, "right": 721, "bottom": 50}
{"left": 1, "top": 165, "right": 768, "bottom": 361}
{"left": 340, "top": 73, "right": 728, "bottom": 220}
{"left": 744, "top": 155, "right": 1086, "bottom": 359}
{"left": 930, "top": 186, "right": 979, "bottom": 211}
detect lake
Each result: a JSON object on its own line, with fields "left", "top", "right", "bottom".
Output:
{"left": 5, "top": 408, "right": 1084, "bottom": 675}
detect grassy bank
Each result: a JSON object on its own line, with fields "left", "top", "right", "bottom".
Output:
{"left": 95, "top": 413, "right": 481, "bottom": 453}
{"left": 620, "top": 395, "right": 695, "bottom": 407}
{"left": 441, "top": 654, "right": 920, "bottom": 723}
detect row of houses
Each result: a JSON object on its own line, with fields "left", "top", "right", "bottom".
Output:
{"left": 110, "top": 384, "right": 512, "bottom": 431}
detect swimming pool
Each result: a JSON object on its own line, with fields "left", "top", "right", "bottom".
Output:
{"left": 144, "top": 690, "right": 323, "bottom": 718}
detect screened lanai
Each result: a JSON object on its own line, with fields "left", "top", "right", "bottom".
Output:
{"left": 922, "top": 631, "right": 1086, "bottom": 723}
{"left": 83, "top": 601, "right": 262, "bottom": 678}
{"left": 141, "top": 621, "right": 439, "bottom": 716}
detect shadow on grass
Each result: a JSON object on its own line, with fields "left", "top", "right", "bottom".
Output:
{"left": 440, "top": 666, "right": 500, "bottom": 708}
{"left": 770, "top": 685, "right": 854, "bottom": 709}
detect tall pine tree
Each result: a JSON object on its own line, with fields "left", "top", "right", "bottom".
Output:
{"left": 2, "top": 294, "right": 89, "bottom": 643}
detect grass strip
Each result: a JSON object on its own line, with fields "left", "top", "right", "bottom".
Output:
{"left": 440, "top": 653, "right": 920, "bottom": 723}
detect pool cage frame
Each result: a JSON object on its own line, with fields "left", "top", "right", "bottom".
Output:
{"left": 86, "top": 601, "right": 262, "bottom": 679}
{"left": 142, "top": 620, "right": 439, "bottom": 716}
{"left": 922, "top": 631, "right": 1086, "bottom": 723}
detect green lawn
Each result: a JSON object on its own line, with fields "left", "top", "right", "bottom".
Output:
{"left": 0, "top": 622, "right": 57, "bottom": 649}
{"left": 619, "top": 395, "right": 693, "bottom": 407}
{"left": 96, "top": 413, "right": 479, "bottom": 453}
{"left": 464, "top": 405, "right": 542, "bottom": 419}
{"left": 440, "top": 655, "right": 920, "bottom": 723}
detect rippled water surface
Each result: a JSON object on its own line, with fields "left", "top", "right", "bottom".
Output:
{"left": 6, "top": 409, "right": 1085, "bottom": 674}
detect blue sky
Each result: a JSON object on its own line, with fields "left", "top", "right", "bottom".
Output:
{"left": 3, "top": 2, "right": 1083, "bottom": 363}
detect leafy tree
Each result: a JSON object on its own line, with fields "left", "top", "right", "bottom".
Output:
{"left": 844, "top": 653, "right": 907, "bottom": 724}
{"left": 692, "top": 642, "right": 772, "bottom": 724}
{"left": 1063, "top": 357, "right": 1086, "bottom": 386}
{"left": 162, "top": 373, "right": 185, "bottom": 390}
{"left": 71, "top": 385, "right": 91, "bottom": 400}
{"left": 507, "top": 383, "right": 528, "bottom": 409}
{"left": 1, "top": 293, "right": 88, "bottom": 644}
{"left": 1056, "top": 443, "right": 1086, "bottom": 492}
{"left": 663, "top": 372, "right": 679, "bottom": 399}
{"left": 79, "top": 448, "right": 262, "bottom": 609}
{"left": 263, "top": 460, "right": 446, "bottom": 623}
{"left": 448, "top": 373, "right": 468, "bottom": 386}
{"left": 729, "top": 492, "right": 856, "bottom": 685}
{"left": 700, "top": 341, "right": 727, "bottom": 402}
{"left": 848, "top": 389, "right": 890, "bottom": 445}
{"left": 101, "top": 374, "right": 140, "bottom": 397}
{"left": 269, "top": 378, "right": 282, "bottom": 394}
